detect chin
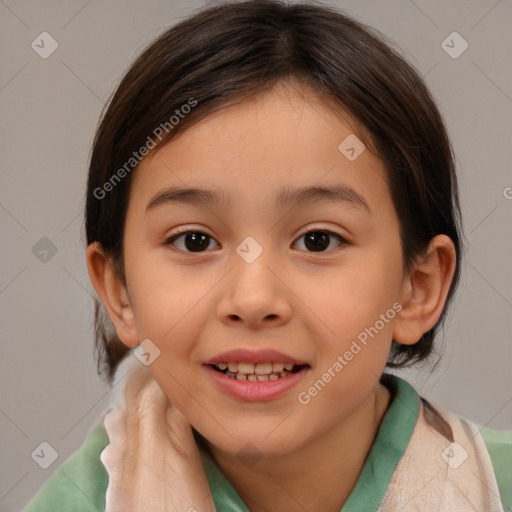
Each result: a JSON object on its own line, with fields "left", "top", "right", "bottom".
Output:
{"left": 193, "top": 424, "right": 302, "bottom": 461}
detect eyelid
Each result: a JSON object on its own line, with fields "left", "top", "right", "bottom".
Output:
{"left": 164, "top": 224, "right": 214, "bottom": 239}
{"left": 298, "top": 223, "right": 346, "bottom": 234}
{"left": 165, "top": 225, "right": 350, "bottom": 242}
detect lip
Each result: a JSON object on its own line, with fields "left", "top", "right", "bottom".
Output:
{"left": 204, "top": 364, "right": 310, "bottom": 401}
{"left": 204, "top": 348, "right": 308, "bottom": 365}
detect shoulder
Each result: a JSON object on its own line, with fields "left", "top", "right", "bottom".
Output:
{"left": 480, "top": 425, "right": 512, "bottom": 511}
{"left": 25, "top": 419, "right": 109, "bottom": 512}
{"left": 420, "top": 394, "right": 512, "bottom": 511}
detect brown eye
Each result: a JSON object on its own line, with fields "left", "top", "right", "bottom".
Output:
{"left": 294, "top": 230, "right": 348, "bottom": 252}
{"left": 165, "top": 231, "right": 219, "bottom": 253}
{"left": 164, "top": 229, "right": 348, "bottom": 254}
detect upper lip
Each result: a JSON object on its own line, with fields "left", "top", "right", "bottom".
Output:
{"left": 204, "top": 348, "right": 309, "bottom": 366}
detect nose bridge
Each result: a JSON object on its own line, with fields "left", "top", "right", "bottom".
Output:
{"left": 235, "top": 235, "right": 267, "bottom": 266}
{"left": 232, "top": 234, "right": 276, "bottom": 297}
{"left": 218, "top": 234, "right": 291, "bottom": 326}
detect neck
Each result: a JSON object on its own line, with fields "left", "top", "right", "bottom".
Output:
{"left": 204, "top": 383, "right": 391, "bottom": 512}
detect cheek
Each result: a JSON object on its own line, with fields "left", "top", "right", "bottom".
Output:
{"left": 127, "top": 253, "right": 214, "bottom": 339}
{"left": 299, "top": 248, "right": 401, "bottom": 359}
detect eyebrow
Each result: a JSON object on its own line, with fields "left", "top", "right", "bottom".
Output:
{"left": 145, "top": 184, "right": 370, "bottom": 214}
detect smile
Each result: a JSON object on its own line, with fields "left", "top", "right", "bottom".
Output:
{"left": 205, "top": 361, "right": 310, "bottom": 401}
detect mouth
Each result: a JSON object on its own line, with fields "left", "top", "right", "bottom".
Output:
{"left": 209, "top": 362, "right": 309, "bottom": 381}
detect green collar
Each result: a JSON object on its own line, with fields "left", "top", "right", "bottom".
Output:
{"left": 199, "top": 373, "right": 420, "bottom": 512}
{"left": 341, "top": 373, "right": 419, "bottom": 511}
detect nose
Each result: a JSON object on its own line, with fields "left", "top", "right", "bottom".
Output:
{"left": 217, "top": 245, "right": 292, "bottom": 329}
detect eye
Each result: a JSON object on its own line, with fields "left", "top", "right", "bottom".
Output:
{"left": 164, "top": 228, "right": 349, "bottom": 254}
{"left": 293, "top": 230, "right": 349, "bottom": 253}
{"left": 164, "top": 230, "right": 219, "bottom": 253}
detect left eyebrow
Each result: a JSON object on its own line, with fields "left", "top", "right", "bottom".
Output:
{"left": 145, "top": 184, "right": 370, "bottom": 214}
{"left": 276, "top": 184, "right": 370, "bottom": 213}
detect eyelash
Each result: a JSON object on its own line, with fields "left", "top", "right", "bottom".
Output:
{"left": 163, "top": 228, "right": 350, "bottom": 254}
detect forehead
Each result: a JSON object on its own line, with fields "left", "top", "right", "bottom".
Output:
{"left": 128, "top": 83, "right": 391, "bottom": 218}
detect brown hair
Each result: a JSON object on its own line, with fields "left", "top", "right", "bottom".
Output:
{"left": 84, "top": 0, "right": 465, "bottom": 385}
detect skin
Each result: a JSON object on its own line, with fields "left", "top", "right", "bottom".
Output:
{"left": 87, "top": 81, "right": 456, "bottom": 512}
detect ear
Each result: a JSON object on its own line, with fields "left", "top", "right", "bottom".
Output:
{"left": 85, "top": 242, "right": 140, "bottom": 347}
{"left": 393, "top": 234, "right": 457, "bottom": 345}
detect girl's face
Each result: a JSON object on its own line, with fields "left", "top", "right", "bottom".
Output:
{"left": 121, "top": 83, "right": 406, "bottom": 457}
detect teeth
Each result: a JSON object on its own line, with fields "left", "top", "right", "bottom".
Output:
{"left": 223, "top": 369, "right": 292, "bottom": 381}
{"left": 255, "top": 363, "right": 273, "bottom": 375}
{"left": 213, "top": 361, "right": 305, "bottom": 381}
{"left": 238, "top": 362, "right": 255, "bottom": 374}
{"left": 216, "top": 361, "right": 298, "bottom": 374}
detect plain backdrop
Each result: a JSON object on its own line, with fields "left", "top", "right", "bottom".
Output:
{"left": 0, "top": 0, "right": 511, "bottom": 510}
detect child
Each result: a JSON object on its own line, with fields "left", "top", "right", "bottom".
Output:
{"left": 25, "top": 1, "right": 511, "bottom": 511}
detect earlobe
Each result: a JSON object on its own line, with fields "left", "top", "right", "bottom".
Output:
{"left": 392, "top": 235, "right": 457, "bottom": 345}
{"left": 85, "top": 242, "right": 140, "bottom": 347}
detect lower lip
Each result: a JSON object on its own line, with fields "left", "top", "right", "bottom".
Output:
{"left": 204, "top": 365, "right": 310, "bottom": 402}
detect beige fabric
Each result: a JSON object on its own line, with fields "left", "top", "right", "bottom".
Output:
{"left": 100, "top": 354, "right": 215, "bottom": 512}
{"left": 379, "top": 399, "right": 504, "bottom": 511}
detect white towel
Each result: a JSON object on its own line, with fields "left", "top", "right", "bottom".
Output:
{"left": 100, "top": 352, "right": 215, "bottom": 512}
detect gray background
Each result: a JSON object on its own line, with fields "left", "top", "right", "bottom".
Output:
{"left": 1, "top": 0, "right": 511, "bottom": 510}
